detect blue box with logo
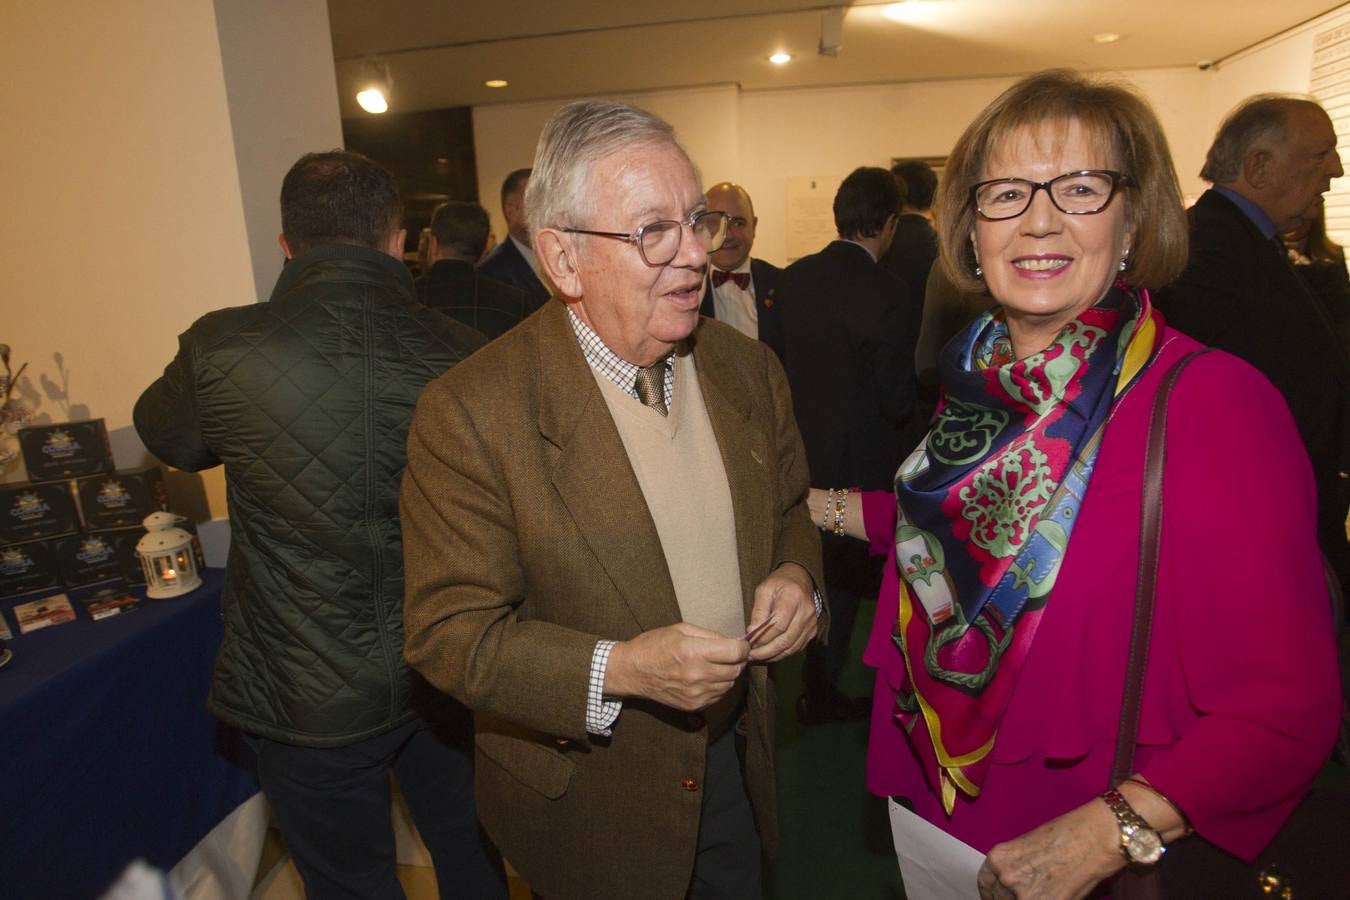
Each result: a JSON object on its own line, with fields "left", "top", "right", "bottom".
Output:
{"left": 75, "top": 466, "right": 167, "bottom": 530}
{"left": 18, "top": 419, "right": 114, "bottom": 481}
{"left": 0, "top": 480, "right": 78, "bottom": 543}
{"left": 0, "top": 539, "right": 62, "bottom": 601}
{"left": 52, "top": 532, "right": 126, "bottom": 588}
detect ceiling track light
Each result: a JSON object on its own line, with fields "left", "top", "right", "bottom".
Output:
{"left": 819, "top": 6, "right": 843, "bottom": 58}
{"left": 356, "top": 59, "right": 392, "bottom": 114}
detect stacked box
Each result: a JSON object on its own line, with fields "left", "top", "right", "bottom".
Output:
{"left": 75, "top": 467, "right": 167, "bottom": 530}
{"left": 0, "top": 539, "right": 62, "bottom": 600}
{"left": 18, "top": 419, "right": 114, "bottom": 481}
{"left": 0, "top": 481, "right": 78, "bottom": 543}
{"left": 52, "top": 532, "right": 124, "bottom": 588}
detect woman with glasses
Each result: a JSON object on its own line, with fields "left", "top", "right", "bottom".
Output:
{"left": 809, "top": 70, "right": 1340, "bottom": 897}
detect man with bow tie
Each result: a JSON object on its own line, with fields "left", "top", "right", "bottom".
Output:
{"left": 700, "top": 182, "right": 784, "bottom": 358}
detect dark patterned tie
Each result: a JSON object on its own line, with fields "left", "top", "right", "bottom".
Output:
{"left": 634, "top": 364, "right": 668, "bottom": 416}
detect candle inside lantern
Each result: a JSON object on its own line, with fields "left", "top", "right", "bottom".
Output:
{"left": 157, "top": 557, "right": 177, "bottom": 581}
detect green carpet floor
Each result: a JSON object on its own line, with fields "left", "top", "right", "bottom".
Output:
{"left": 766, "top": 596, "right": 906, "bottom": 899}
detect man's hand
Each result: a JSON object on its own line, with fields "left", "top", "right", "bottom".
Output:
{"left": 604, "top": 623, "right": 749, "bottom": 711}
{"left": 746, "top": 562, "right": 818, "bottom": 663}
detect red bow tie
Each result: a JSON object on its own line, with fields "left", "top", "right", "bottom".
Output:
{"left": 712, "top": 269, "right": 750, "bottom": 290}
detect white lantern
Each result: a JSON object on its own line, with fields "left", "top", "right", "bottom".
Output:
{"left": 136, "top": 511, "right": 202, "bottom": 598}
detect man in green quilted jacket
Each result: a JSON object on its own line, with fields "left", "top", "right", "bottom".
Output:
{"left": 134, "top": 151, "right": 506, "bottom": 899}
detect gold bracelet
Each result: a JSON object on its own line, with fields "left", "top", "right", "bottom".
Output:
{"left": 832, "top": 489, "right": 847, "bottom": 536}
{"left": 1122, "top": 776, "right": 1193, "bottom": 837}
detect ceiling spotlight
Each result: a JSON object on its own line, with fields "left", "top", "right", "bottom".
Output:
{"left": 356, "top": 60, "right": 391, "bottom": 114}
{"left": 485, "top": 79, "right": 509, "bottom": 88}
{"left": 769, "top": 52, "right": 792, "bottom": 65}
{"left": 1092, "top": 32, "right": 1122, "bottom": 44}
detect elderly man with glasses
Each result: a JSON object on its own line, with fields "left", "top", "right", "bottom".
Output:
{"left": 400, "top": 100, "right": 825, "bottom": 900}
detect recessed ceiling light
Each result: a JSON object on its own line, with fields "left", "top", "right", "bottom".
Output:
{"left": 769, "top": 52, "right": 792, "bottom": 65}
{"left": 485, "top": 79, "right": 509, "bottom": 88}
{"left": 1092, "top": 32, "right": 1122, "bottom": 44}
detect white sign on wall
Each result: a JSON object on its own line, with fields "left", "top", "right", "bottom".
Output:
{"left": 1311, "top": 22, "right": 1350, "bottom": 248}
{"left": 785, "top": 175, "right": 843, "bottom": 263}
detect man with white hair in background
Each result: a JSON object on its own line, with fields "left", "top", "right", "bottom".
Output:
{"left": 1156, "top": 94, "right": 1349, "bottom": 592}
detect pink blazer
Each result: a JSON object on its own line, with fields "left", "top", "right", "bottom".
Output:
{"left": 862, "top": 327, "right": 1342, "bottom": 860}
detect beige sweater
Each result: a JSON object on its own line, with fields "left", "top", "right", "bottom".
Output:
{"left": 593, "top": 351, "right": 745, "bottom": 639}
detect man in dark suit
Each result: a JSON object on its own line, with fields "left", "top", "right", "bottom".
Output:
{"left": 881, "top": 159, "right": 940, "bottom": 446}
{"left": 774, "top": 166, "right": 918, "bottom": 724}
{"left": 1156, "top": 94, "right": 1349, "bottom": 589}
{"left": 700, "top": 182, "right": 782, "bottom": 357}
{"left": 401, "top": 100, "right": 824, "bottom": 900}
{"left": 880, "top": 158, "right": 939, "bottom": 317}
{"left": 416, "top": 200, "right": 529, "bottom": 340}
{"left": 478, "top": 167, "right": 551, "bottom": 311}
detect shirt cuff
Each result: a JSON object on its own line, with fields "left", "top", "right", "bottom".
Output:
{"left": 586, "top": 640, "right": 623, "bottom": 736}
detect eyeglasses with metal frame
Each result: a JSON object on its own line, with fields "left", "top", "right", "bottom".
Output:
{"left": 562, "top": 209, "right": 729, "bottom": 267}
{"left": 971, "top": 170, "right": 1132, "bottom": 221}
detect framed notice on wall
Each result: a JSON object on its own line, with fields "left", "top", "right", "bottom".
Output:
{"left": 1311, "top": 22, "right": 1350, "bottom": 247}
{"left": 785, "top": 176, "right": 843, "bottom": 263}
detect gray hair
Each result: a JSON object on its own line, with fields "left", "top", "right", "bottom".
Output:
{"left": 1200, "top": 94, "right": 1319, "bottom": 183}
{"left": 525, "top": 100, "right": 690, "bottom": 237}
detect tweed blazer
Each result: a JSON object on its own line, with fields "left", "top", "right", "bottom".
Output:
{"left": 400, "top": 299, "right": 824, "bottom": 900}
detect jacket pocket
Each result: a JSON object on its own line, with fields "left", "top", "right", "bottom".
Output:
{"left": 476, "top": 726, "right": 576, "bottom": 800}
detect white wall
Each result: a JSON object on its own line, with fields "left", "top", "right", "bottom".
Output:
{"left": 215, "top": 0, "right": 344, "bottom": 303}
{"left": 474, "top": 69, "right": 1210, "bottom": 267}
{"left": 474, "top": 84, "right": 741, "bottom": 243}
{"left": 0, "top": 2, "right": 253, "bottom": 484}
{"left": 0, "top": 1, "right": 341, "bottom": 528}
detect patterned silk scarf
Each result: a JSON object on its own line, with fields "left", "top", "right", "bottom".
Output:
{"left": 891, "top": 286, "right": 1161, "bottom": 813}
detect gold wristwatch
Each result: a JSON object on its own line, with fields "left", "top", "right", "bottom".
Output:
{"left": 1101, "top": 788, "right": 1165, "bottom": 865}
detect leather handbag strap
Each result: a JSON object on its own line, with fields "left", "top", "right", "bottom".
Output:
{"left": 1111, "top": 349, "right": 1212, "bottom": 786}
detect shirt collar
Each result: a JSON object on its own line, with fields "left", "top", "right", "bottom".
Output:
{"left": 840, "top": 238, "right": 878, "bottom": 262}
{"left": 710, "top": 258, "right": 753, "bottom": 276}
{"left": 510, "top": 234, "right": 537, "bottom": 268}
{"left": 566, "top": 307, "right": 675, "bottom": 405}
{"left": 1212, "top": 184, "right": 1279, "bottom": 240}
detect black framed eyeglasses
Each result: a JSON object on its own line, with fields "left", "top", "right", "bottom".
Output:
{"left": 562, "top": 209, "right": 728, "bottom": 267}
{"left": 971, "top": 170, "right": 1131, "bottom": 221}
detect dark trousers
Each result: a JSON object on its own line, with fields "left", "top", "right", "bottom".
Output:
{"left": 686, "top": 728, "right": 762, "bottom": 899}
{"left": 532, "top": 729, "right": 761, "bottom": 900}
{"left": 252, "top": 711, "right": 506, "bottom": 900}
{"left": 803, "top": 584, "right": 863, "bottom": 697}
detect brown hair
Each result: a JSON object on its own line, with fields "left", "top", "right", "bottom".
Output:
{"left": 935, "top": 69, "right": 1188, "bottom": 293}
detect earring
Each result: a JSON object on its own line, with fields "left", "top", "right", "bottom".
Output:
{"left": 974, "top": 262, "right": 983, "bottom": 278}
{"left": 1119, "top": 251, "right": 1129, "bottom": 272}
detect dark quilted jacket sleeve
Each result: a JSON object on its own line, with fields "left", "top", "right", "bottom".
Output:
{"left": 135, "top": 329, "right": 220, "bottom": 472}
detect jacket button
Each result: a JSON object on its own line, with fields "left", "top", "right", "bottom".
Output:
{"left": 681, "top": 777, "right": 700, "bottom": 792}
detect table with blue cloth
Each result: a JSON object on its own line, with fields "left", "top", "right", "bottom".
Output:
{"left": 0, "top": 569, "right": 259, "bottom": 898}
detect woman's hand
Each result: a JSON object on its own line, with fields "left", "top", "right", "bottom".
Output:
{"left": 806, "top": 487, "right": 869, "bottom": 540}
{"left": 976, "top": 798, "right": 1123, "bottom": 900}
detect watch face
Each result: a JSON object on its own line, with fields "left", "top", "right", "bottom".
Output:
{"left": 1126, "top": 828, "right": 1165, "bottom": 865}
